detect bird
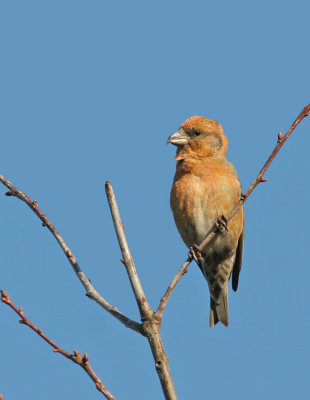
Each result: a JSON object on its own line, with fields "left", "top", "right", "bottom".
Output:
{"left": 168, "top": 116, "right": 244, "bottom": 327}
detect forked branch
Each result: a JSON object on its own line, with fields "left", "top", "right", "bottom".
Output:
{"left": 1, "top": 104, "right": 309, "bottom": 400}
{"left": 0, "top": 173, "right": 142, "bottom": 335}
{"left": 105, "top": 182, "right": 178, "bottom": 400}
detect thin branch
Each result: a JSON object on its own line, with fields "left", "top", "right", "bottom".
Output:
{"left": 105, "top": 182, "right": 153, "bottom": 320}
{"left": 105, "top": 182, "right": 178, "bottom": 400}
{"left": 157, "top": 104, "right": 310, "bottom": 317}
{"left": 157, "top": 257, "right": 191, "bottom": 319}
{"left": 0, "top": 174, "right": 142, "bottom": 335}
{"left": 1, "top": 290, "right": 115, "bottom": 400}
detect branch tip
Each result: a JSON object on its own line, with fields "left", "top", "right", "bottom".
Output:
{"left": 302, "top": 104, "right": 310, "bottom": 117}
{"left": 1, "top": 290, "right": 10, "bottom": 303}
{"left": 260, "top": 178, "right": 268, "bottom": 182}
{"left": 5, "top": 190, "right": 14, "bottom": 196}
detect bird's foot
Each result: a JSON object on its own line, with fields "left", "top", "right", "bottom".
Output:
{"left": 215, "top": 215, "right": 228, "bottom": 235}
{"left": 189, "top": 245, "right": 204, "bottom": 266}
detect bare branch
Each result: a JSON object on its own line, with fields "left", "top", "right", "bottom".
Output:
{"left": 4, "top": 105, "right": 308, "bottom": 400}
{"left": 209, "top": 103, "right": 310, "bottom": 241}
{"left": 105, "top": 182, "right": 153, "bottom": 319}
{"left": 0, "top": 176, "right": 177, "bottom": 398}
{"left": 0, "top": 174, "right": 142, "bottom": 335}
{"left": 105, "top": 182, "right": 178, "bottom": 400}
{"left": 156, "top": 257, "right": 191, "bottom": 319}
{"left": 157, "top": 104, "right": 310, "bottom": 316}
{"left": 1, "top": 291, "right": 115, "bottom": 400}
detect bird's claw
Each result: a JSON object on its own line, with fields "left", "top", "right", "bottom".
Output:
{"left": 215, "top": 215, "right": 228, "bottom": 235}
{"left": 189, "top": 245, "right": 204, "bottom": 266}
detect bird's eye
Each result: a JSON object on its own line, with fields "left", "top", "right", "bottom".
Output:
{"left": 194, "top": 130, "right": 201, "bottom": 136}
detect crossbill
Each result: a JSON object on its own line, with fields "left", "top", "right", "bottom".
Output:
{"left": 168, "top": 116, "right": 244, "bottom": 327}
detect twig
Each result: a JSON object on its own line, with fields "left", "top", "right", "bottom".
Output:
{"left": 105, "top": 182, "right": 178, "bottom": 400}
{"left": 156, "top": 257, "right": 191, "bottom": 318}
{"left": 1, "top": 291, "right": 115, "bottom": 400}
{"left": 0, "top": 174, "right": 142, "bottom": 335}
{"left": 105, "top": 182, "right": 152, "bottom": 319}
{"left": 157, "top": 104, "right": 310, "bottom": 317}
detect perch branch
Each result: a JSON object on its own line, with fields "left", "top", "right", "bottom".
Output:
{"left": 1, "top": 290, "right": 115, "bottom": 400}
{"left": 0, "top": 174, "right": 142, "bottom": 335}
{"left": 156, "top": 104, "right": 310, "bottom": 318}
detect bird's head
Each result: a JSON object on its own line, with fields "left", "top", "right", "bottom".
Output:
{"left": 167, "top": 116, "right": 228, "bottom": 160}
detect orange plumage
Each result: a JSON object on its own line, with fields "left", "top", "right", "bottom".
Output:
{"left": 168, "top": 116, "right": 244, "bottom": 327}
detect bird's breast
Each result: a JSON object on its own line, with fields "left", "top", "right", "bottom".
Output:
{"left": 170, "top": 160, "right": 243, "bottom": 256}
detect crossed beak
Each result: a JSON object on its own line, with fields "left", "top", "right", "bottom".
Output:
{"left": 167, "top": 129, "right": 189, "bottom": 146}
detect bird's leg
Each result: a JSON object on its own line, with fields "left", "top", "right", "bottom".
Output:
{"left": 189, "top": 244, "right": 204, "bottom": 267}
{"left": 215, "top": 215, "right": 228, "bottom": 235}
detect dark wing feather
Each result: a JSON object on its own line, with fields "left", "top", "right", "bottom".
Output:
{"left": 232, "top": 230, "right": 244, "bottom": 291}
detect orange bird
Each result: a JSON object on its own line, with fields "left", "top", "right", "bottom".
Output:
{"left": 168, "top": 116, "right": 244, "bottom": 327}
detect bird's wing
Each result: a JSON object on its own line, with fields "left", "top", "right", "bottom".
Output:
{"left": 232, "top": 228, "right": 244, "bottom": 292}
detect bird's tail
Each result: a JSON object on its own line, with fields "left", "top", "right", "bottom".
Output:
{"left": 209, "top": 287, "right": 229, "bottom": 327}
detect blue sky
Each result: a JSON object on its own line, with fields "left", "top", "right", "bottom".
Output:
{"left": 1, "top": 1, "right": 310, "bottom": 399}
